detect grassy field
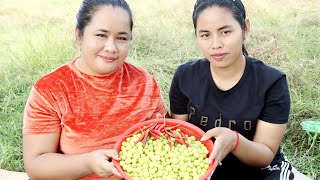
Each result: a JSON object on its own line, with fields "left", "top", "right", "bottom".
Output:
{"left": 0, "top": 0, "right": 319, "bottom": 179}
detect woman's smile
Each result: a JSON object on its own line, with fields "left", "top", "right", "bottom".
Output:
{"left": 98, "top": 55, "right": 117, "bottom": 62}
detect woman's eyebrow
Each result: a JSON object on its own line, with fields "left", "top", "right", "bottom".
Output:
{"left": 96, "top": 29, "right": 130, "bottom": 35}
{"left": 198, "top": 25, "right": 232, "bottom": 33}
{"left": 96, "top": 29, "right": 109, "bottom": 33}
{"left": 118, "top": 32, "right": 130, "bottom": 35}
{"left": 217, "top": 25, "right": 232, "bottom": 31}
{"left": 198, "top": 30, "right": 210, "bottom": 33}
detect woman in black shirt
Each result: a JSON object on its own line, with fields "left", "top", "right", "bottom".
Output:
{"left": 169, "top": 0, "right": 294, "bottom": 179}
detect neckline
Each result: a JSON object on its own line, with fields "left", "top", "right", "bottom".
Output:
{"left": 68, "top": 57, "right": 123, "bottom": 82}
{"left": 205, "top": 56, "right": 250, "bottom": 95}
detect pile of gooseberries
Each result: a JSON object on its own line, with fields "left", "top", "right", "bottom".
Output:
{"left": 118, "top": 122, "right": 210, "bottom": 180}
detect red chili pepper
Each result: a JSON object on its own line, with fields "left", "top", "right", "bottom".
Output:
{"left": 140, "top": 123, "right": 156, "bottom": 132}
{"left": 142, "top": 129, "right": 151, "bottom": 146}
{"left": 135, "top": 132, "right": 145, "bottom": 144}
{"left": 165, "top": 124, "right": 180, "bottom": 130}
{"left": 154, "top": 124, "right": 161, "bottom": 130}
{"left": 174, "top": 137, "right": 189, "bottom": 147}
{"left": 174, "top": 130, "right": 189, "bottom": 147}
{"left": 148, "top": 122, "right": 158, "bottom": 131}
{"left": 164, "top": 129, "right": 177, "bottom": 138}
{"left": 151, "top": 130, "right": 162, "bottom": 136}
{"left": 140, "top": 123, "right": 158, "bottom": 146}
{"left": 180, "top": 131, "right": 186, "bottom": 139}
{"left": 157, "top": 124, "right": 166, "bottom": 132}
{"left": 150, "top": 130, "right": 162, "bottom": 139}
{"left": 167, "top": 136, "right": 172, "bottom": 149}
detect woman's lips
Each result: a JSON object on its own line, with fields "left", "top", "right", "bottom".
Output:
{"left": 98, "top": 55, "right": 117, "bottom": 62}
{"left": 211, "top": 53, "right": 226, "bottom": 61}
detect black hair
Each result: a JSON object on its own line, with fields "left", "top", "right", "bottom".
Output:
{"left": 193, "top": 0, "right": 248, "bottom": 56}
{"left": 76, "top": 0, "right": 133, "bottom": 37}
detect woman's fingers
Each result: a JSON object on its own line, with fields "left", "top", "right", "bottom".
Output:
{"left": 208, "top": 138, "right": 221, "bottom": 164}
{"left": 200, "top": 128, "right": 217, "bottom": 141}
{"left": 156, "top": 113, "right": 163, "bottom": 119}
{"left": 201, "top": 127, "right": 227, "bottom": 141}
{"left": 111, "top": 168, "right": 122, "bottom": 177}
{"left": 101, "top": 159, "right": 122, "bottom": 178}
{"left": 211, "top": 158, "right": 219, "bottom": 173}
{"left": 204, "top": 128, "right": 233, "bottom": 165}
{"left": 105, "top": 149, "right": 120, "bottom": 160}
{"left": 201, "top": 128, "right": 236, "bottom": 175}
{"left": 208, "top": 148, "right": 217, "bottom": 163}
{"left": 88, "top": 149, "right": 123, "bottom": 178}
{"left": 106, "top": 152, "right": 122, "bottom": 177}
{"left": 110, "top": 163, "right": 122, "bottom": 177}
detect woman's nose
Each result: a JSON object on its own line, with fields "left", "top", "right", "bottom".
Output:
{"left": 211, "top": 36, "right": 222, "bottom": 49}
{"left": 104, "top": 38, "right": 117, "bottom": 53}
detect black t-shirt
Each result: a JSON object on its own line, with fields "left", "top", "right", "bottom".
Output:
{"left": 169, "top": 57, "right": 290, "bottom": 179}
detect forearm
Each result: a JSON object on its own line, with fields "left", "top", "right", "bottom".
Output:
{"left": 25, "top": 152, "right": 92, "bottom": 180}
{"left": 171, "top": 113, "right": 188, "bottom": 121}
{"left": 233, "top": 133, "right": 275, "bottom": 167}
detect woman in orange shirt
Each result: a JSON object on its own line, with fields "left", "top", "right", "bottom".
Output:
{"left": 22, "top": 0, "right": 167, "bottom": 179}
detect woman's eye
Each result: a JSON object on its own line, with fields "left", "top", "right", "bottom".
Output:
{"left": 118, "top": 37, "right": 128, "bottom": 41}
{"left": 97, "top": 34, "right": 107, "bottom": 38}
{"left": 201, "top": 34, "right": 209, "bottom": 38}
{"left": 222, "top": 31, "right": 231, "bottom": 35}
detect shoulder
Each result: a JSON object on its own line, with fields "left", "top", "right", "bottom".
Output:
{"left": 247, "top": 57, "right": 286, "bottom": 83}
{"left": 122, "top": 62, "right": 158, "bottom": 84}
{"left": 175, "top": 58, "right": 208, "bottom": 75}
{"left": 33, "top": 63, "right": 71, "bottom": 92}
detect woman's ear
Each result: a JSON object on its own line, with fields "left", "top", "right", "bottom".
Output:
{"left": 243, "top": 18, "right": 250, "bottom": 40}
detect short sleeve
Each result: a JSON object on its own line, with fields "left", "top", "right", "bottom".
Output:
{"left": 23, "top": 87, "right": 62, "bottom": 134}
{"left": 259, "top": 75, "right": 290, "bottom": 124}
{"left": 169, "top": 67, "right": 189, "bottom": 114}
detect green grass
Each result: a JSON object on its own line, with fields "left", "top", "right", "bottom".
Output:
{"left": 0, "top": 0, "right": 319, "bottom": 179}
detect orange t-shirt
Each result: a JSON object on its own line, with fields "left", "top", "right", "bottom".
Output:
{"left": 23, "top": 58, "right": 167, "bottom": 179}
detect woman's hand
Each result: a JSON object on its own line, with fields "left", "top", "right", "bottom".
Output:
{"left": 86, "top": 149, "right": 122, "bottom": 178}
{"left": 200, "top": 127, "right": 238, "bottom": 172}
